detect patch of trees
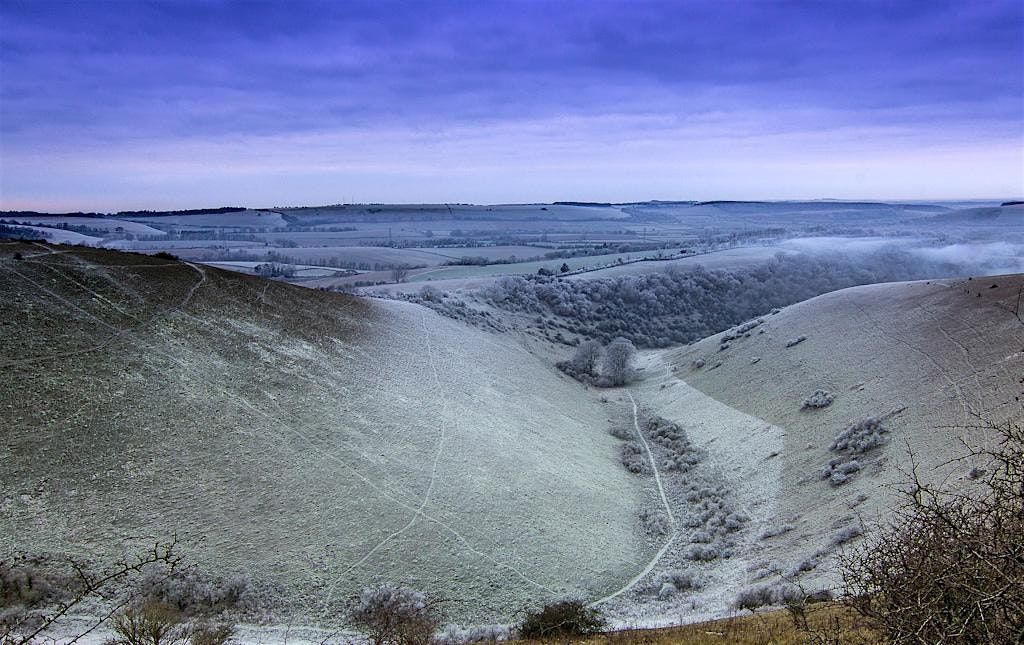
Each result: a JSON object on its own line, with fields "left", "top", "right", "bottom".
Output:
{"left": 0, "top": 225, "right": 49, "bottom": 241}
{"left": 254, "top": 262, "right": 295, "bottom": 278}
{"left": 557, "top": 337, "right": 636, "bottom": 386}
{"left": 481, "top": 247, "right": 980, "bottom": 348}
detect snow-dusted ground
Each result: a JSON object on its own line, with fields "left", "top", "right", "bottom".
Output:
{"left": 3, "top": 243, "right": 1021, "bottom": 639}
{"left": 0, "top": 249, "right": 647, "bottom": 627}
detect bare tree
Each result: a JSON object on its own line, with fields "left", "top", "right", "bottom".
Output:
{"left": 390, "top": 265, "right": 411, "bottom": 283}
{"left": 602, "top": 337, "right": 636, "bottom": 386}
{"left": 1, "top": 540, "right": 181, "bottom": 645}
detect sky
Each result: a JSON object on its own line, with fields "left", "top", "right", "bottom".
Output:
{"left": 0, "top": 0, "right": 1022, "bottom": 211}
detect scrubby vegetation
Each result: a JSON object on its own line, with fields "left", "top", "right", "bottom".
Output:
{"left": 348, "top": 584, "right": 441, "bottom": 645}
{"left": 476, "top": 248, "right": 974, "bottom": 347}
{"left": 841, "top": 418, "right": 1024, "bottom": 643}
{"left": 517, "top": 600, "right": 604, "bottom": 640}
{"left": 821, "top": 416, "right": 889, "bottom": 485}
{"left": 801, "top": 389, "right": 834, "bottom": 410}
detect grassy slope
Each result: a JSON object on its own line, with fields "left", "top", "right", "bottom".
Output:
{"left": 649, "top": 274, "right": 1024, "bottom": 595}
{"left": 0, "top": 242, "right": 645, "bottom": 623}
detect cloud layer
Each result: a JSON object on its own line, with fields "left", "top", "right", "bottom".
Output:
{"left": 1, "top": 0, "right": 1022, "bottom": 210}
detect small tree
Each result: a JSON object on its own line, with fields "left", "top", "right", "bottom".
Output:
{"left": 570, "top": 339, "right": 603, "bottom": 377}
{"left": 559, "top": 262, "right": 570, "bottom": 273}
{"left": 390, "top": 265, "right": 411, "bottom": 283}
{"left": 602, "top": 337, "right": 636, "bottom": 386}
{"left": 348, "top": 584, "right": 441, "bottom": 645}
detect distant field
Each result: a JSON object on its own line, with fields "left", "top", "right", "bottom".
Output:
{"left": 122, "top": 210, "right": 288, "bottom": 228}
{"left": 7, "top": 226, "right": 103, "bottom": 245}
{"left": 0, "top": 216, "right": 167, "bottom": 236}
{"left": 404, "top": 247, "right": 694, "bottom": 282}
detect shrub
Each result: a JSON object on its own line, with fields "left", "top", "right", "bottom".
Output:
{"left": 639, "top": 509, "right": 670, "bottom": 537}
{"left": 153, "top": 252, "right": 177, "bottom": 261}
{"left": 107, "top": 602, "right": 186, "bottom": 645}
{"left": 841, "top": 418, "right": 1024, "bottom": 643}
{"left": 348, "top": 584, "right": 441, "bottom": 645}
{"left": 802, "top": 389, "right": 834, "bottom": 410}
{"left": 831, "top": 525, "right": 863, "bottom": 546}
{"left": 820, "top": 457, "right": 862, "bottom": 486}
{"left": 418, "top": 285, "right": 443, "bottom": 302}
{"left": 136, "top": 570, "right": 254, "bottom": 616}
{"left": 188, "top": 622, "right": 235, "bottom": 645}
{"left": 831, "top": 417, "right": 887, "bottom": 455}
{"left": 434, "top": 624, "right": 508, "bottom": 644}
{"left": 686, "top": 545, "right": 719, "bottom": 561}
{"left": 734, "top": 583, "right": 802, "bottom": 611}
{"left": 608, "top": 425, "right": 633, "bottom": 440}
{"left": 785, "top": 335, "right": 808, "bottom": 348}
{"left": 517, "top": 600, "right": 604, "bottom": 640}
{"left": 620, "top": 441, "right": 648, "bottom": 474}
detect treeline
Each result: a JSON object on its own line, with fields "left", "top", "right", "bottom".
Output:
{"left": 479, "top": 248, "right": 975, "bottom": 348}
{"left": 116, "top": 207, "right": 246, "bottom": 217}
{"left": 0, "top": 224, "right": 49, "bottom": 241}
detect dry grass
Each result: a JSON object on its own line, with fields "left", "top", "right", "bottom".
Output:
{"left": 513, "top": 603, "right": 881, "bottom": 644}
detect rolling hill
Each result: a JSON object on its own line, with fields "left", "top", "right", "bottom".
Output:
{"left": 0, "top": 241, "right": 648, "bottom": 624}
{"left": 627, "top": 273, "right": 1024, "bottom": 608}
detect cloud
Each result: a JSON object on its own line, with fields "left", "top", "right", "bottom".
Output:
{"left": 1, "top": 0, "right": 1022, "bottom": 208}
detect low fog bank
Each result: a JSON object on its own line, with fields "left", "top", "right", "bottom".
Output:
{"left": 782, "top": 237, "right": 1024, "bottom": 276}
{"left": 407, "top": 242, "right": 1021, "bottom": 349}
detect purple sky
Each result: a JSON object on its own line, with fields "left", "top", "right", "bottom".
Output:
{"left": 1, "top": 0, "right": 1022, "bottom": 211}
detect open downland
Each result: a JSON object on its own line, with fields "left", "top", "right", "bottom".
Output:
{"left": 0, "top": 242, "right": 647, "bottom": 624}
{"left": 642, "top": 274, "right": 1024, "bottom": 600}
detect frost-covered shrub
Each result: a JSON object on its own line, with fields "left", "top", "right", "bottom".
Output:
{"left": 349, "top": 585, "right": 440, "bottom": 645}
{"left": 785, "top": 335, "right": 807, "bottom": 348}
{"left": 418, "top": 285, "right": 444, "bottom": 302}
{"left": 645, "top": 416, "right": 703, "bottom": 471}
{"left": 136, "top": 569, "right": 255, "bottom": 616}
{"left": 786, "top": 557, "right": 820, "bottom": 577}
{"left": 620, "top": 442, "right": 648, "bottom": 474}
{"left": 652, "top": 570, "right": 698, "bottom": 599}
{"left": 640, "top": 509, "right": 671, "bottom": 537}
{"left": 435, "top": 623, "right": 509, "bottom": 644}
{"left": 734, "top": 583, "right": 802, "bottom": 610}
{"left": 691, "top": 357, "right": 706, "bottom": 369}
{"left": 832, "top": 525, "right": 863, "bottom": 546}
{"left": 801, "top": 389, "right": 834, "bottom": 410}
{"left": 831, "top": 417, "right": 888, "bottom": 455}
{"left": 687, "top": 545, "right": 720, "bottom": 561}
{"left": 820, "top": 458, "right": 862, "bottom": 486}
{"left": 608, "top": 425, "right": 633, "bottom": 441}
{"left": 723, "top": 511, "right": 750, "bottom": 531}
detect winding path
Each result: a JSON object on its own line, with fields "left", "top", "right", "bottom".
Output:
{"left": 591, "top": 390, "right": 677, "bottom": 606}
